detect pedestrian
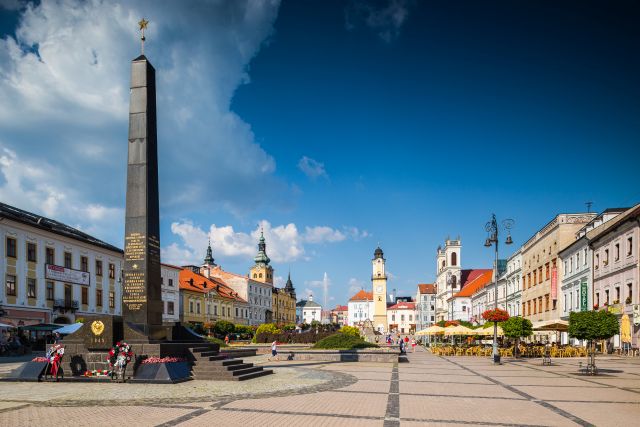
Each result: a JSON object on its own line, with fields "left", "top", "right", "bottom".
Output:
{"left": 224, "top": 335, "right": 230, "bottom": 345}
{"left": 411, "top": 337, "right": 416, "bottom": 353}
{"left": 268, "top": 340, "right": 279, "bottom": 361}
{"left": 399, "top": 339, "right": 406, "bottom": 355}
{"left": 53, "top": 332, "right": 61, "bottom": 344}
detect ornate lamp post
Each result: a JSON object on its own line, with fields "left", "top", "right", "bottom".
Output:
{"left": 484, "top": 214, "right": 514, "bottom": 364}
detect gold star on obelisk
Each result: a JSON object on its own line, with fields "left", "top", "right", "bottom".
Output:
{"left": 138, "top": 18, "right": 149, "bottom": 54}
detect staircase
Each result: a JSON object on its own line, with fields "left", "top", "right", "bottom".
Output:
{"left": 189, "top": 347, "right": 273, "bottom": 381}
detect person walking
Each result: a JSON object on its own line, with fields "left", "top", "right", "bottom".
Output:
{"left": 411, "top": 337, "right": 416, "bottom": 353}
{"left": 224, "top": 335, "right": 230, "bottom": 346}
{"left": 268, "top": 340, "right": 279, "bottom": 361}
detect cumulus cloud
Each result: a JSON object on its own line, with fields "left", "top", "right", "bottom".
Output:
{"left": 161, "top": 219, "right": 366, "bottom": 265}
{"left": 348, "top": 277, "right": 365, "bottom": 296}
{"left": 0, "top": 0, "right": 285, "bottom": 245}
{"left": 345, "top": 0, "right": 413, "bottom": 43}
{"left": 297, "top": 156, "right": 328, "bottom": 180}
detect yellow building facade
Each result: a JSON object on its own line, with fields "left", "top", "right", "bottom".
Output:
{"left": 272, "top": 273, "right": 296, "bottom": 324}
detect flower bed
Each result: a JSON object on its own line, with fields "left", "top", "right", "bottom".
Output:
{"left": 31, "top": 357, "right": 49, "bottom": 363}
{"left": 84, "top": 369, "right": 111, "bottom": 377}
{"left": 140, "top": 357, "right": 187, "bottom": 364}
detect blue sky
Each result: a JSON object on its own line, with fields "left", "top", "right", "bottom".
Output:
{"left": 1, "top": 0, "right": 639, "bottom": 307}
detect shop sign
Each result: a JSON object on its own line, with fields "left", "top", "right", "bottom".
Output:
{"left": 45, "top": 264, "right": 90, "bottom": 286}
{"left": 580, "top": 280, "right": 588, "bottom": 312}
{"left": 633, "top": 305, "right": 640, "bottom": 326}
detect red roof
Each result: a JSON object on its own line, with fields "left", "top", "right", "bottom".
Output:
{"left": 349, "top": 289, "right": 373, "bottom": 301}
{"left": 332, "top": 305, "right": 348, "bottom": 312}
{"left": 417, "top": 283, "right": 436, "bottom": 294}
{"left": 452, "top": 269, "right": 493, "bottom": 298}
{"left": 388, "top": 302, "right": 416, "bottom": 310}
{"left": 179, "top": 269, "right": 247, "bottom": 303}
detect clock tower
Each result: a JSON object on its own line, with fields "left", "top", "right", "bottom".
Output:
{"left": 372, "top": 246, "right": 388, "bottom": 332}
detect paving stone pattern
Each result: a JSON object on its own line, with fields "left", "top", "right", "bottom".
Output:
{"left": 1, "top": 349, "right": 639, "bottom": 426}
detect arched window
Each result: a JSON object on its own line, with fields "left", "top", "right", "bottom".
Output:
{"left": 451, "top": 275, "right": 457, "bottom": 288}
{"left": 253, "top": 273, "right": 257, "bottom": 278}
{"left": 441, "top": 260, "right": 445, "bottom": 269}
{"left": 451, "top": 252, "right": 457, "bottom": 266}
{"left": 259, "top": 273, "right": 263, "bottom": 278}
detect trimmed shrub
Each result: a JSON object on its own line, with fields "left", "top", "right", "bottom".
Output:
{"left": 313, "top": 333, "right": 378, "bottom": 350}
{"left": 205, "top": 336, "right": 227, "bottom": 347}
{"left": 213, "top": 320, "right": 235, "bottom": 336}
{"left": 339, "top": 326, "right": 361, "bottom": 337}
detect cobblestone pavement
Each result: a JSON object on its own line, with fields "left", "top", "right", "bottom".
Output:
{"left": 1, "top": 348, "right": 639, "bottom": 426}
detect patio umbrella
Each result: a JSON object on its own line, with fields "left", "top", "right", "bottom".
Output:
{"left": 443, "top": 325, "right": 477, "bottom": 336}
{"left": 415, "top": 325, "right": 445, "bottom": 336}
{"left": 54, "top": 323, "right": 83, "bottom": 335}
{"left": 476, "top": 325, "right": 504, "bottom": 336}
{"left": 532, "top": 319, "right": 569, "bottom": 331}
{"left": 620, "top": 314, "right": 632, "bottom": 344}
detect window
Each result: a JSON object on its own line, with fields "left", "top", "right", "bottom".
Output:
{"left": 545, "top": 294, "right": 550, "bottom": 312}
{"left": 604, "top": 249, "right": 609, "bottom": 265}
{"left": 227, "top": 307, "right": 231, "bottom": 317}
{"left": 546, "top": 263, "right": 550, "bottom": 279}
{"left": 259, "top": 273, "right": 262, "bottom": 278}
{"left": 96, "top": 260, "right": 103, "bottom": 276}
{"left": 564, "top": 294, "right": 567, "bottom": 311}
{"left": 64, "top": 252, "right": 72, "bottom": 268}
{"left": 167, "top": 301, "right": 174, "bottom": 315}
{"left": 391, "top": 315, "right": 395, "bottom": 321}
{"left": 596, "top": 293, "right": 600, "bottom": 305}
{"left": 46, "top": 281, "right": 54, "bottom": 300}
{"left": 451, "top": 252, "right": 457, "bottom": 266}
{"left": 538, "top": 267, "right": 543, "bottom": 283}
{"left": 108, "top": 263, "right": 115, "bottom": 279}
{"left": 595, "top": 253, "right": 599, "bottom": 269}
{"left": 576, "top": 252, "right": 580, "bottom": 268}
{"left": 46, "top": 247, "right": 55, "bottom": 265}
{"left": 532, "top": 300, "right": 536, "bottom": 315}
{"left": 96, "top": 289, "right": 103, "bottom": 306}
{"left": 615, "top": 244, "right": 620, "bottom": 262}
{"left": 189, "top": 301, "right": 194, "bottom": 313}
{"left": 6, "top": 237, "right": 16, "bottom": 258}
{"left": 81, "top": 256, "right": 88, "bottom": 272}
{"left": 615, "top": 286, "right": 620, "bottom": 303}
{"left": 6, "top": 274, "right": 16, "bottom": 296}
{"left": 628, "top": 237, "right": 633, "bottom": 257}
{"left": 236, "top": 307, "right": 239, "bottom": 317}
{"left": 462, "top": 306, "right": 466, "bottom": 312}
{"left": 253, "top": 273, "right": 257, "bottom": 278}
{"left": 605, "top": 289, "right": 609, "bottom": 304}
{"left": 27, "top": 278, "right": 36, "bottom": 298}
{"left": 168, "top": 278, "right": 173, "bottom": 287}
{"left": 522, "top": 302, "right": 526, "bottom": 316}
{"left": 628, "top": 283, "right": 633, "bottom": 304}
{"left": 538, "top": 297, "right": 543, "bottom": 313}
{"left": 81, "top": 287, "right": 88, "bottom": 304}
{"left": 27, "top": 243, "right": 37, "bottom": 262}
{"left": 584, "top": 248, "right": 588, "bottom": 265}
{"left": 533, "top": 271, "right": 537, "bottom": 286}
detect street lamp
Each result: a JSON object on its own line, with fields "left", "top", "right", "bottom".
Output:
{"left": 484, "top": 214, "right": 514, "bottom": 364}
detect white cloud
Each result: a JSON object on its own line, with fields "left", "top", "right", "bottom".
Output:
{"left": 162, "top": 219, "right": 365, "bottom": 266}
{"left": 345, "top": 0, "right": 412, "bottom": 43}
{"left": 0, "top": 0, "right": 286, "bottom": 244}
{"left": 348, "top": 277, "right": 365, "bottom": 296}
{"left": 297, "top": 156, "right": 328, "bottom": 180}
{"left": 0, "top": 145, "right": 124, "bottom": 242}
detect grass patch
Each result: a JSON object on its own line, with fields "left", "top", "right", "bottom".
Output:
{"left": 312, "top": 333, "right": 379, "bottom": 350}
{"left": 205, "top": 336, "right": 227, "bottom": 347}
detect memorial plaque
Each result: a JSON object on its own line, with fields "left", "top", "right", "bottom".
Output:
{"left": 122, "top": 54, "right": 165, "bottom": 340}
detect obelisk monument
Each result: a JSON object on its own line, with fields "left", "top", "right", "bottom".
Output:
{"left": 122, "top": 19, "right": 165, "bottom": 341}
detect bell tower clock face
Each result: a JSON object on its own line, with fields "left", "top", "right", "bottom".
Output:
{"left": 376, "top": 285, "right": 383, "bottom": 293}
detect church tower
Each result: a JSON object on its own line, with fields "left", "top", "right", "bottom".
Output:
{"left": 372, "top": 246, "right": 388, "bottom": 332}
{"left": 250, "top": 230, "right": 273, "bottom": 285}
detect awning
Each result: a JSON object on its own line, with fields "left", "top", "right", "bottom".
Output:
{"left": 532, "top": 319, "right": 569, "bottom": 331}
{"left": 443, "top": 325, "right": 477, "bottom": 336}
{"left": 19, "top": 323, "right": 64, "bottom": 332}
{"left": 54, "top": 323, "right": 83, "bottom": 335}
{"left": 415, "top": 325, "right": 445, "bottom": 336}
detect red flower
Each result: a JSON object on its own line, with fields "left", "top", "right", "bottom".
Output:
{"left": 482, "top": 308, "right": 510, "bottom": 323}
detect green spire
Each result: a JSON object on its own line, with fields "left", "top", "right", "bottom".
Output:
{"left": 204, "top": 238, "right": 215, "bottom": 266}
{"left": 253, "top": 229, "right": 270, "bottom": 265}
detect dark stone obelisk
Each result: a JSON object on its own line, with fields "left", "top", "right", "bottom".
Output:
{"left": 122, "top": 54, "right": 165, "bottom": 341}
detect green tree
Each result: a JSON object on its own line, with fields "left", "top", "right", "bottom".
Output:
{"left": 310, "top": 320, "right": 321, "bottom": 329}
{"left": 569, "top": 311, "right": 619, "bottom": 374}
{"left": 501, "top": 317, "right": 533, "bottom": 357}
{"left": 213, "top": 320, "right": 235, "bottom": 336}
{"left": 255, "top": 323, "right": 281, "bottom": 336}
{"left": 282, "top": 323, "right": 297, "bottom": 331}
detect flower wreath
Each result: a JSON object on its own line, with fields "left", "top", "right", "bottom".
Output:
{"left": 46, "top": 344, "right": 65, "bottom": 377}
{"left": 107, "top": 341, "right": 134, "bottom": 370}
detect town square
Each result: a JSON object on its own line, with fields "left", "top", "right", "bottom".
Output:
{"left": 0, "top": 0, "right": 639, "bottom": 426}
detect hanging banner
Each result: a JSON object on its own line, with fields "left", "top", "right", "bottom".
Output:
{"left": 580, "top": 280, "right": 588, "bottom": 312}
{"left": 551, "top": 267, "right": 557, "bottom": 300}
{"left": 45, "top": 264, "right": 90, "bottom": 286}
{"left": 633, "top": 305, "right": 640, "bottom": 326}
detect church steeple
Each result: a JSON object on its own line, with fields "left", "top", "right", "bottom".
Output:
{"left": 203, "top": 238, "right": 215, "bottom": 266}
{"left": 284, "top": 270, "right": 296, "bottom": 299}
{"left": 253, "top": 229, "right": 271, "bottom": 266}
{"left": 250, "top": 228, "right": 273, "bottom": 285}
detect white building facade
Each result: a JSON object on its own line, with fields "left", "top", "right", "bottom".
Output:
{"left": 0, "top": 203, "right": 123, "bottom": 327}
{"left": 160, "top": 263, "right": 180, "bottom": 323}
{"left": 415, "top": 284, "right": 436, "bottom": 331}
{"left": 435, "top": 238, "right": 461, "bottom": 322}
{"left": 347, "top": 289, "right": 374, "bottom": 327}
{"left": 504, "top": 251, "right": 522, "bottom": 317}
{"left": 387, "top": 302, "right": 417, "bottom": 334}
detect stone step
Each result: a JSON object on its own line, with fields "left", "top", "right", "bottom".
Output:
{"left": 235, "top": 369, "right": 273, "bottom": 381}
{"left": 190, "top": 346, "right": 212, "bottom": 353}
{"left": 192, "top": 354, "right": 226, "bottom": 362}
{"left": 230, "top": 366, "right": 263, "bottom": 376}
{"left": 226, "top": 363, "right": 254, "bottom": 371}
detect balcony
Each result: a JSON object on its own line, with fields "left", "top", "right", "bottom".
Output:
{"left": 53, "top": 299, "right": 79, "bottom": 312}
